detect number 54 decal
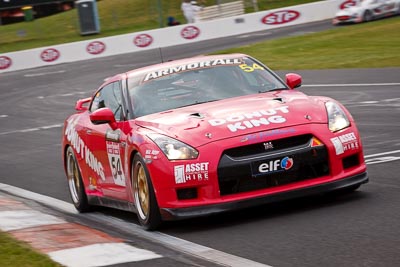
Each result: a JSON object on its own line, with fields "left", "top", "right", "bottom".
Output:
{"left": 106, "top": 141, "right": 126, "bottom": 186}
{"left": 239, "top": 63, "right": 264, "bottom": 72}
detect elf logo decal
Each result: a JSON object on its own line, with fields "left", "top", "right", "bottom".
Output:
{"left": 209, "top": 106, "right": 289, "bottom": 132}
{"left": 181, "top": 26, "right": 200, "bottom": 39}
{"left": 134, "top": 34, "right": 153, "bottom": 48}
{"left": 261, "top": 10, "right": 300, "bottom": 25}
{"left": 174, "top": 162, "right": 209, "bottom": 184}
{"left": 258, "top": 156, "right": 293, "bottom": 174}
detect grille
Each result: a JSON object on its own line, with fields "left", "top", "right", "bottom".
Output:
{"left": 217, "top": 135, "right": 330, "bottom": 196}
{"left": 224, "top": 134, "right": 312, "bottom": 159}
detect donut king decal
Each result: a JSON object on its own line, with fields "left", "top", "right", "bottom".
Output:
{"left": 143, "top": 58, "right": 243, "bottom": 82}
{"left": 106, "top": 130, "right": 126, "bottom": 186}
{"left": 330, "top": 132, "right": 359, "bottom": 155}
{"left": 209, "top": 106, "right": 289, "bottom": 132}
{"left": 174, "top": 162, "right": 209, "bottom": 184}
{"left": 65, "top": 117, "right": 105, "bottom": 180}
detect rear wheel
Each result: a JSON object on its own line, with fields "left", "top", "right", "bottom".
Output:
{"left": 132, "top": 153, "right": 161, "bottom": 230}
{"left": 65, "top": 146, "right": 91, "bottom": 212}
{"left": 363, "top": 10, "right": 373, "bottom": 22}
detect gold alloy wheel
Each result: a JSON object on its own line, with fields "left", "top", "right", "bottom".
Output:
{"left": 136, "top": 162, "right": 150, "bottom": 220}
{"left": 67, "top": 150, "right": 80, "bottom": 204}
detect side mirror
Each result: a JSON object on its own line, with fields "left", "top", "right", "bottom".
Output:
{"left": 75, "top": 97, "right": 91, "bottom": 112}
{"left": 285, "top": 73, "right": 302, "bottom": 89}
{"left": 90, "top": 107, "right": 118, "bottom": 130}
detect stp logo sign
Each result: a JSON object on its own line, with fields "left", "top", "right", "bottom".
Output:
{"left": 181, "top": 26, "right": 200, "bottom": 40}
{"left": 40, "top": 48, "right": 60, "bottom": 62}
{"left": 340, "top": 0, "right": 357, "bottom": 9}
{"left": 133, "top": 34, "right": 153, "bottom": 48}
{"left": 0, "top": 56, "right": 12, "bottom": 70}
{"left": 87, "top": 41, "right": 106, "bottom": 55}
{"left": 261, "top": 10, "right": 300, "bottom": 25}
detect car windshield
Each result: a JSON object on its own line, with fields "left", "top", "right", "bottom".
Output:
{"left": 127, "top": 56, "right": 287, "bottom": 118}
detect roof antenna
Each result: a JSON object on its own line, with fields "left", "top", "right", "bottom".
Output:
{"left": 158, "top": 48, "right": 164, "bottom": 63}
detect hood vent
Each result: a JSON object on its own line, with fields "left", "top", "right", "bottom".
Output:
{"left": 189, "top": 112, "right": 205, "bottom": 119}
{"left": 273, "top": 97, "right": 285, "bottom": 103}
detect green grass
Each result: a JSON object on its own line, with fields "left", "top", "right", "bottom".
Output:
{"left": 216, "top": 16, "right": 400, "bottom": 69}
{"left": 0, "top": 0, "right": 318, "bottom": 53}
{"left": 0, "top": 231, "right": 61, "bottom": 267}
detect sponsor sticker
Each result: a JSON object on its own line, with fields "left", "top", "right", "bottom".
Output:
{"left": 253, "top": 156, "right": 294, "bottom": 176}
{"left": 65, "top": 117, "right": 105, "bottom": 180}
{"left": 145, "top": 149, "right": 160, "bottom": 160}
{"left": 134, "top": 34, "right": 153, "bottom": 48}
{"left": 174, "top": 162, "right": 209, "bottom": 184}
{"left": 0, "top": 56, "right": 12, "bottom": 70}
{"left": 261, "top": 10, "right": 300, "bottom": 25}
{"left": 240, "top": 128, "right": 296, "bottom": 142}
{"left": 87, "top": 41, "right": 106, "bottom": 55}
{"left": 143, "top": 58, "right": 242, "bottom": 82}
{"left": 330, "top": 132, "right": 359, "bottom": 155}
{"left": 40, "top": 48, "right": 60, "bottom": 62}
{"left": 181, "top": 25, "right": 200, "bottom": 39}
{"left": 209, "top": 106, "right": 289, "bottom": 132}
{"left": 106, "top": 141, "right": 126, "bottom": 186}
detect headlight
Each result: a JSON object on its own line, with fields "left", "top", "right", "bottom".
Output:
{"left": 147, "top": 133, "right": 199, "bottom": 160}
{"left": 325, "top": 101, "right": 350, "bottom": 132}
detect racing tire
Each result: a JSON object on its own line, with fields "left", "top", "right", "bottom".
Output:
{"left": 65, "top": 146, "right": 91, "bottom": 212}
{"left": 132, "top": 153, "right": 162, "bottom": 230}
{"left": 363, "top": 10, "right": 373, "bottom": 22}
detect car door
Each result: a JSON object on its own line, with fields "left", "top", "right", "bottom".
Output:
{"left": 370, "top": 0, "right": 386, "bottom": 16}
{"left": 86, "top": 80, "right": 130, "bottom": 200}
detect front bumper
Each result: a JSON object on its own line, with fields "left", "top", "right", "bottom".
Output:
{"left": 160, "top": 171, "right": 368, "bottom": 220}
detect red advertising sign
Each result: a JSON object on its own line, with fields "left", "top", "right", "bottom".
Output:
{"left": 261, "top": 10, "right": 300, "bottom": 25}
{"left": 40, "top": 48, "right": 60, "bottom": 62}
{"left": 181, "top": 26, "right": 200, "bottom": 40}
{"left": 0, "top": 56, "right": 12, "bottom": 70}
{"left": 133, "top": 34, "right": 153, "bottom": 48}
{"left": 87, "top": 41, "right": 106, "bottom": 55}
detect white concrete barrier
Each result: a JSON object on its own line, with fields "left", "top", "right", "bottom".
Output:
{"left": 0, "top": 0, "right": 345, "bottom": 73}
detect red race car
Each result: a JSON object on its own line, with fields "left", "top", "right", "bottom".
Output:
{"left": 62, "top": 54, "right": 368, "bottom": 230}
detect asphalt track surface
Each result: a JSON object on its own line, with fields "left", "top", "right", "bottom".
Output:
{"left": 1, "top": 20, "right": 400, "bottom": 266}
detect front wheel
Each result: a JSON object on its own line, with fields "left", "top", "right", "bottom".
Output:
{"left": 132, "top": 153, "right": 162, "bottom": 230}
{"left": 65, "top": 146, "right": 91, "bottom": 212}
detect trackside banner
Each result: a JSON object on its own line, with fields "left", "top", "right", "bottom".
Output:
{"left": 0, "top": 0, "right": 344, "bottom": 73}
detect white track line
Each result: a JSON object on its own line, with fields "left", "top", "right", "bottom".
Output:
{"left": 48, "top": 243, "right": 162, "bottom": 267}
{"left": 364, "top": 150, "right": 400, "bottom": 158}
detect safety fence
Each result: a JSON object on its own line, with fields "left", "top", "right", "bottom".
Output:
{"left": 0, "top": 0, "right": 348, "bottom": 73}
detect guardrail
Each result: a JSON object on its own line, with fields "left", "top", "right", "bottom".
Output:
{"left": 195, "top": 1, "right": 245, "bottom": 22}
{"left": 0, "top": 0, "right": 345, "bottom": 73}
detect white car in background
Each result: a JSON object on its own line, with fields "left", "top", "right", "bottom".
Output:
{"left": 333, "top": 0, "right": 400, "bottom": 25}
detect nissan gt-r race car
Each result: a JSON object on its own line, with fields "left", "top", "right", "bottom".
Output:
{"left": 62, "top": 53, "right": 368, "bottom": 230}
{"left": 333, "top": 0, "right": 400, "bottom": 25}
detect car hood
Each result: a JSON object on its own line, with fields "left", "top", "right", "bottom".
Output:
{"left": 135, "top": 91, "right": 328, "bottom": 147}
